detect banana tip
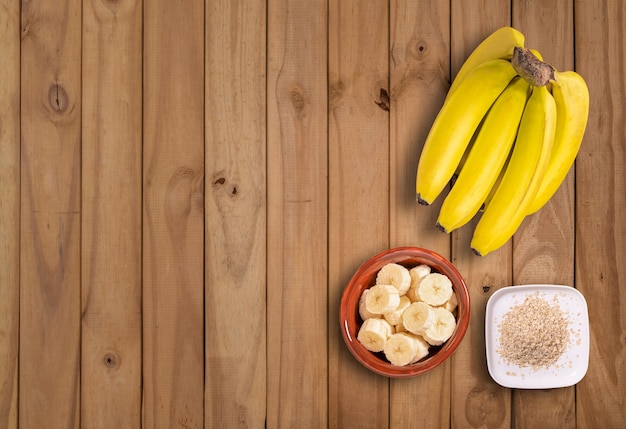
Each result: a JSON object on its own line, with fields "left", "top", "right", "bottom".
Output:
{"left": 416, "top": 194, "right": 430, "bottom": 206}
{"left": 470, "top": 247, "right": 484, "bottom": 257}
{"left": 435, "top": 222, "right": 448, "bottom": 234}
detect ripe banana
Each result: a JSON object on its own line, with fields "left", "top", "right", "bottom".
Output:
{"left": 437, "top": 77, "right": 530, "bottom": 233}
{"left": 365, "top": 284, "right": 401, "bottom": 314}
{"left": 357, "top": 317, "right": 393, "bottom": 352}
{"left": 526, "top": 70, "right": 590, "bottom": 214}
{"left": 423, "top": 307, "right": 457, "bottom": 346}
{"left": 383, "top": 295, "right": 411, "bottom": 326}
{"left": 407, "top": 264, "right": 431, "bottom": 302}
{"left": 359, "top": 289, "right": 379, "bottom": 321}
{"left": 402, "top": 301, "right": 435, "bottom": 335}
{"left": 471, "top": 85, "right": 557, "bottom": 256}
{"left": 447, "top": 27, "right": 525, "bottom": 100}
{"left": 384, "top": 332, "right": 426, "bottom": 366}
{"left": 376, "top": 263, "right": 411, "bottom": 296}
{"left": 415, "top": 59, "right": 518, "bottom": 205}
{"left": 417, "top": 273, "right": 453, "bottom": 306}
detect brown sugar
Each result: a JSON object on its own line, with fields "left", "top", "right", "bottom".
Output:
{"left": 497, "top": 293, "right": 570, "bottom": 370}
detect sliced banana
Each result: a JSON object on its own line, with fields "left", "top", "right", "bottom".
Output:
{"left": 423, "top": 307, "right": 457, "bottom": 346}
{"left": 365, "top": 284, "right": 401, "bottom": 314}
{"left": 409, "top": 264, "right": 431, "bottom": 286}
{"left": 357, "top": 317, "right": 393, "bottom": 352}
{"left": 376, "top": 263, "right": 411, "bottom": 296}
{"left": 439, "top": 292, "right": 458, "bottom": 313}
{"left": 359, "top": 289, "right": 379, "bottom": 321}
{"left": 409, "top": 335, "right": 431, "bottom": 364}
{"left": 402, "top": 301, "right": 435, "bottom": 335}
{"left": 383, "top": 332, "right": 421, "bottom": 366}
{"left": 418, "top": 273, "right": 453, "bottom": 306}
{"left": 383, "top": 295, "right": 411, "bottom": 326}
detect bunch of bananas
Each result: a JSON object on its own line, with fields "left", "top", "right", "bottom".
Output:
{"left": 415, "top": 27, "right": 590, "bottom": 256}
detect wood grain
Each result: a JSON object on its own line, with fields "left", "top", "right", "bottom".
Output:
{"left": 575, "top": 1, "right": 626, "bottom": 427}
{"left": 449, "top": 2, "right": 514, "bottom": 428}
{"left": 266, "top": 0, "right": 328, "bottom": 427}
{"left": 0, "top": 1, "right": 19, "bottom": 427}
{"left": 143, "top": 0, "right": 205, "bottom": 427}
{"left": 204, "top": 1, "right": 267, "bottom": 427}
{"left": 389, "top": 1, "right": 452, "bottom": 427}
{"left": 512, "top": 1, "right": 576, "bottom": 427}
{"left": 328, "top": 0, "right": 390, "bottom": 427}
{"left": 81, "top": 1, "right": 143, "bottom": 427}
{"left": 19, "top": 1, "right": 82, "bottom": 427}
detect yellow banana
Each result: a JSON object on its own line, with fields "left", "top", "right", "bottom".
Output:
{"left": 416, "top": 59, "right": 518, "bottom": 205}
{"left": 437, "top": 77, "right": 530, "bottom": 233}
{"left": 470, "top": 85, "right": 557, "bottom": 256}
{"left": 526, "top": 70, "right": 590, "bottom": 214}
{"left": 447, "top": 27, "right": 525, "bottom": 101}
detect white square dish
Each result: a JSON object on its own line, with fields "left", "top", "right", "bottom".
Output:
{"left": 485, "top": 284, "right": 589, "bottom": 389}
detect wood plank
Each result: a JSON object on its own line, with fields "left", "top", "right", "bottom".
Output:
{"left": 81, "top": 1, "right": 142, "bottom": 427}
{"left": 19, "top": 1, "right": 82, "bottom": 427}
{"left": 0, "top": 1, "right": 20, "bottom": 427}
{"left": 511, "top": 2, "right": 576, "bottom": 427}
{"left": 142, "top": 0, "right": 205, "bottom": 427}
{"left": 266, "top": 0, "right": 328, "bottom": 427}
{"left": 574, "top": 0, "right": 626, "bottom": 427}
{"left": 328, "top": 0, "right": 390, "bottom": 427}
{"left": 204, "top": 1, "right": 267, "bottom": 427}
{"left": 449, "top": 2, "right": 514, "bottom": 428}
{"left": 388, "top": 0, "right": 452, "bottom": 426}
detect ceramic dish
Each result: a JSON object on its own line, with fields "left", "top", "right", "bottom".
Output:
{"left": 340, "top": 246, "right": 470, "bottom": 378}
{"left": 485, "top": 284, "right": 589, "bottom": 389}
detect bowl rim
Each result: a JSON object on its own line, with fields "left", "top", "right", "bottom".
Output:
{"left": 340, "top": 246, "right": 470, "bottom": 378}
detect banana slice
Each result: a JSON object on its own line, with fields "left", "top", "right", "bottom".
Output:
{"left": 357, "top": 317, "right": 393, "bottom": 352}
{"left": 423, "top": 307, "right": 457, "bottom": 346}
{"left": 383, "top": 295, "right": 411, "bottom": 326}
{"left": 394, "top": 320, "right": 406, "bottom": 333}
{"left": 409, "top": 335, "right": 431, "bottom": 364}
{"left": 365, "top": 284, "right": 401, "bottom": 314}
{"left": 407, "top": 264, "right": 431, "bottom": 302}
{"left": 359, "top": 289, "right": 379, "bottom": 321}
{"left": 409, "top": 264, "right": 431, "bottom": 286}
{"left": 418, "top": 273, "right": 453, "bottom": 306}
{"left": 402, "top": 301, "right": 435, "bottom": 335}
{"left": 376, "top": 263, "right": 411, "bottom": 296}
{"left": 384, "top": 332, "right": 422, "bottom": 366}
{"left": 439, "top": 292, "right": 458, "bottom": 313}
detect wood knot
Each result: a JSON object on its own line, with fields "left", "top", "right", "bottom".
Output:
{"left": 103, "top": 352, "right": 120, "bottom": 370}
{"left": 375, "top": 88, "right": 390, "bottom": 111}
{"left": 289, "top": 85, "right": 306, "bottom": 116}
{"left": 48, "top": 84, "right": 69, "bottom": 113}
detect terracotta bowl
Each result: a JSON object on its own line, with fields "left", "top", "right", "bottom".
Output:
{"left": 340, "top": 246, "right": 470, "bottom": 378}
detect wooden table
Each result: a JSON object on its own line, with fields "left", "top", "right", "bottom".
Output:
{"left": 1, "top": 0, "right": 624, "bottom": 428}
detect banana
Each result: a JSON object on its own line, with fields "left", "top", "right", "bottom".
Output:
{"left": 406, "top": 264, "right": 431, "bottom": 302}
{"left": 365, "top": 284, "right": 401, "bottom": 314}
{"left": 439, "top": 292, "right": 458, "bottom": 313}
{"left": 416, "top": 59, "right": 518, "bottom": 205}
{"left": 526, "top": 70, "right": 590, "bottom": 214}
{"left": 357, "top": 317, "right": 394, "bottom": 352}
{"left": 402, "top": 301, "right": 435, "bottom": 335}
{"left": 471, "top": 84, "right": 557, "bottom": 256}
{"left": 417, "top": 273, "right": 453, "bottom": 306}
{"left": 409, "top": 335, "right": 431, "bottom": 364}
{"left": 383, "top": 332, "right": 424, "bottom": 366}
{"left": 437, "top": 77, "right": 530, "bottom": 233}
{"left": 358, "top": 289, "right": 379, "bottom": 321}
{"left": 423, "top": 307, "right": 457, "bottom": 346}
{"left": 383, "top": 295, "right": 411, "bottom": 326}
{"left": 447, "top": 27, "right": 525, "bottom": 101}
{"left": 376, "top": 263, "right": 411, "bottom": 296}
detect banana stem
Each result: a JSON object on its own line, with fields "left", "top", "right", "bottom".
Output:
{"left": 511, "top": 47, "right": 555, "bottom": 87}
